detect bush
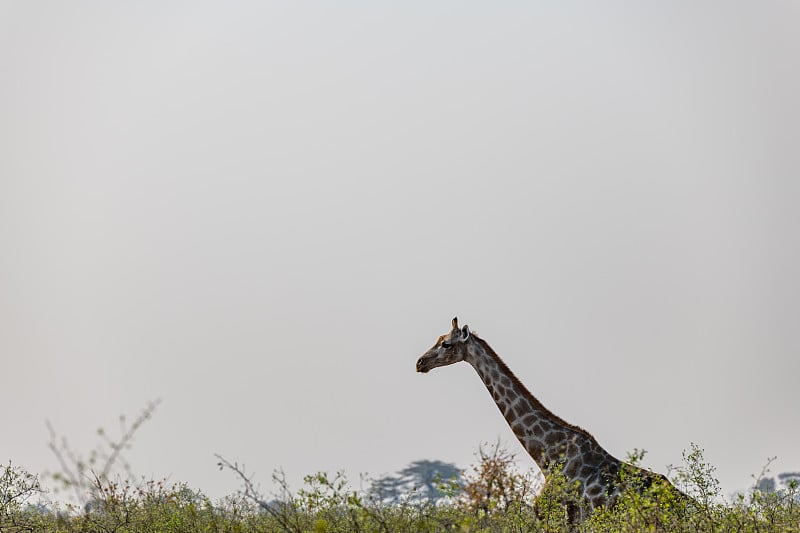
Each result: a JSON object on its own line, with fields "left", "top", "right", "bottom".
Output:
{"left": 460, "top": 440, "right": 541, "bottom": 514}
{"left": 7, "top": 403, "right": 799, "bottom": 532}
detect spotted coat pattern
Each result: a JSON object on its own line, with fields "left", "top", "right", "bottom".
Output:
{"left": 416, "top": 318, "right": 679, "bottom": 519}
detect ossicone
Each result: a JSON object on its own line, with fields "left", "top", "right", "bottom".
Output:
{"left": 451, "top": 317, "right": 459, "bottom": 330}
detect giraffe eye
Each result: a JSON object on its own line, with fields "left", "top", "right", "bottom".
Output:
{"left": 441, "top": 342, "right": 452, "bottom": 349}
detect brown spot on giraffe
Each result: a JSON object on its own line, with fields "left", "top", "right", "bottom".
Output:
{"left": 580, "top": 464, "right": 596, "bottom": 479}
{"left": 565, "top": 459, "right": 580, "bottom": 478}
{"left": 545, "top": 431, "right": 564, "bottom": 447}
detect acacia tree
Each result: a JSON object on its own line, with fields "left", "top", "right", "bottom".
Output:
{"left": 370, "top": 460, "right": 461, "bottom": 503}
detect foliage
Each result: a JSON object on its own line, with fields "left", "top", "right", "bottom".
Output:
{"left": 459, "top": 440, "right": 541, "bottom": 514}
{"left": 5, "top": 447, "right": 800, "bottom": 532}
{"left": 1, "top": 461, "right": 44, "bottom": 531}
{"left": 586, "top": 449, "right": 693, "bottom": 532}
{"left": 5, "top": 406, "right": 800, "bottom": 532}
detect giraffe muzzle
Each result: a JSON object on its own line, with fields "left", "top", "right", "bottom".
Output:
{"left": 416, "top": 357, "right": 430, "bottom": 373}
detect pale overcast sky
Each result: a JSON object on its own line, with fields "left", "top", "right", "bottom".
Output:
{"left": 1, "top": 1, "right": 798, "bottom": 501}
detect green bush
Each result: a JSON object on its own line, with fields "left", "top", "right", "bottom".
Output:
{"left": 5, "top": 411, "right": 799, "bottom": 532}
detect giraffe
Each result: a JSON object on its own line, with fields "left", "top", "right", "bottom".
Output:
{"left": 416, "top": 317, "right": 683, "bottom": 520}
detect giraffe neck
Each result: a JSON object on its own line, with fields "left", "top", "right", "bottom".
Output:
{"left": 464, "top": 336, "right": 606, "bottom": 475}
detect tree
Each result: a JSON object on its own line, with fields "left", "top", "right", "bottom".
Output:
{"left": 370, "top": 460, "right": 461, "bottom": 503}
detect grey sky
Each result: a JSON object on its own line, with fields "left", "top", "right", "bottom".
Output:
{"left": 1, "top": 1, "right": 798, "bottom": 501}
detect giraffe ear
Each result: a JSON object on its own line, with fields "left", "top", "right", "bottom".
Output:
{"left": 452, "top": 317, "right": 459, "bottom": 330}
{"left": 461, "top": 325, "right": 470, "bottom": 341}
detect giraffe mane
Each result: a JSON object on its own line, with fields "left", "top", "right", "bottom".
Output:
{"left": 471, "top": 334, "right": 598, "bottom": 441}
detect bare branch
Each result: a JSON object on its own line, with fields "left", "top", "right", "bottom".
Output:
{"left": 215, "top": 453, "right": 302, "bottom": 533}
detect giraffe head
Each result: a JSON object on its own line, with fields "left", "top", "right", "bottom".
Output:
{"left": 416, "top": 317, "right": 472, "bottom": 373}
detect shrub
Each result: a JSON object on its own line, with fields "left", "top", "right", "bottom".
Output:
{"left": 8, "top": 403, "right": 799, "bottom": 532}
